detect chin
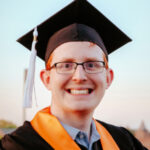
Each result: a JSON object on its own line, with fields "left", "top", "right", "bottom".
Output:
{"left": 66, "top": 103, "right": 96, "bottom": 113}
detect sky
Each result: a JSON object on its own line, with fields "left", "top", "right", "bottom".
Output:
{"left": 0, "top": 0, "right": 150, "bottom": 130}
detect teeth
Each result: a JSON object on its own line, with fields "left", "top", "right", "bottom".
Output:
{"left": 70, "top": 89, "right": 89, "bottom": 95}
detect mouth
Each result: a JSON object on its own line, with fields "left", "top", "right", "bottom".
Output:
{"left": 66, "top": 88, "right": 93, "bottom": 95}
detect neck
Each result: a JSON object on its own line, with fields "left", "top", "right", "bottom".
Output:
{"left": 51, "top": 105, "right": 94, "bottom": 137}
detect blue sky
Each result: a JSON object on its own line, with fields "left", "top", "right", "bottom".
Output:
{"left": 0, "top": 0, "right": 150, "bottom": 130}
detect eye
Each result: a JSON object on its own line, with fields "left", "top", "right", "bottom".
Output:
{"left": 85, "top": 61, "right": 103, "bottom": 70}
{"left": 87, "top": 63, "right": 94, "bottom": 68}
{"left": 55, "top": 62, "right": 75, "bottom": 73}
{"left": 85, "top": 62, "right": 95, "bottom": 68}
{"left": 64, "top": 63, "right": 72, "bottom": 68}
{"left": 58, "top": 63, "right": 75, "bottom": 71}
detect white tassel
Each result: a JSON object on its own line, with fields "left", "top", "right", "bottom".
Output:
{"left": 23, "top": 27, "right": 38, "bottom": 108}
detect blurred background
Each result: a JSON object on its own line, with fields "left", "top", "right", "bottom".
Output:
{"left": 0, "top": 0, "right": 150, "bottom": 147}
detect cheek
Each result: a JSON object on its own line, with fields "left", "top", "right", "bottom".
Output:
{"left": 94, "top": 73, "right": 107, "bottom": 82}
{"left": 50, "top": 73, "right": 70, "bottom": 91}
{"left": 92, "top": 74, "right": 107, "bottom": 89}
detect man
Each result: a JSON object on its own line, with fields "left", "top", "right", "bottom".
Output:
{"left": 0, "top": 0, "right": 148, "bottom": 149}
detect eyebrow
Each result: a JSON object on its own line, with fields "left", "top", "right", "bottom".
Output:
{"left": 57, "top": 58, "right": 76, "bottom": 62}
{"left": 57, "top": 57, "right": 103, "bottom": 62}
{"left": 83, "top": 57, "right": 103, "bottom": 62}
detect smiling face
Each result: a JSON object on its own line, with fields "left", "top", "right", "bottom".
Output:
{"left": 41, "top": 41, "right": 113, "bottom": 113}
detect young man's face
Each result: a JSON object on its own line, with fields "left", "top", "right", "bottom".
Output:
{"left": 41, "top": 41, "right": 113, "bottom": 113}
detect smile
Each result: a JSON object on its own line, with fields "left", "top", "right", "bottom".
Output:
{"left": 67, "top": 89, "right": 93, "bottom": 95}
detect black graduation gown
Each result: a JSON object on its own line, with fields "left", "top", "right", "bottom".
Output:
{"left": 0, "top": 121, "right": 148, "bottom": 150}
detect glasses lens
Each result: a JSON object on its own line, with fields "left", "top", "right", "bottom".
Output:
{"left": 56, "top": 62, "right": 75, "bottom": 73}
{"left": 84, "top": 61, "right": 104, "bottom": 73}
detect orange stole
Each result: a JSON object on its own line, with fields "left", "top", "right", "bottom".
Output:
{"left": 31, "top": 107, "right": 119, "bottom": 150}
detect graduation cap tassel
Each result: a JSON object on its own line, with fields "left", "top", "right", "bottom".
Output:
{"left": 23, "top": 27, "right": 38, "bottom": 108}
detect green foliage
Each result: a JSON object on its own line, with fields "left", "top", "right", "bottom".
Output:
{"left": 0, "top": 120, "right": 17, "bottom": 128}
{"left": 0, "top": 135, "right": 3, "bottom": 139}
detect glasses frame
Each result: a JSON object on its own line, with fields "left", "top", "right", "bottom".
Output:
{"left": 49, "top": 61, "right": 106, "bottom": 74}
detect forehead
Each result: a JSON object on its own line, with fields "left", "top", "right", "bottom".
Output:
{"left": 51, "top": 41, "right": 104, "bottom": 63}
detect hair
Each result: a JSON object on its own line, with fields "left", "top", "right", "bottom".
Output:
{"left": 46, "top": 42, "right": 109, "bottom": 70}
{"left": 46, "top": 51, "right": 54, "bottom": 70}
{"left": 103, "top": 53, "right": 108, "bottom": 69}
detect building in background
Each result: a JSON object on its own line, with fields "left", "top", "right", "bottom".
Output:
{"left": 134, "top": 121, "right": 150, "bottom": 149}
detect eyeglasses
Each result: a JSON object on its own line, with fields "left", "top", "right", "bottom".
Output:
{"left": 49, "top": 61, "right": 106, "bottom": 74}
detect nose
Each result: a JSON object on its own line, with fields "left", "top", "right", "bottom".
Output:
{"left": 72, "top": 65, "right": 87, "bottom": 82}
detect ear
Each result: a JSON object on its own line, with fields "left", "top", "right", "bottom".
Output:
{"left": 40, "top": 69, "right": 51, "bottom": 90}
{"left": 106, "top": 68, "right": 114, "bottom": 89}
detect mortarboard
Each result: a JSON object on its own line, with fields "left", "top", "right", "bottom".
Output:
{"left": 17, "top": 0, "right": 131, "bottom": 62}
{"left": 17, "top": 0, "right": 132, "bottom": 107}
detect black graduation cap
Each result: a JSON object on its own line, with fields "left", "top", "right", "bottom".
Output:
{"left": 17, "top": 0, "right": 131, "bottom": 62}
